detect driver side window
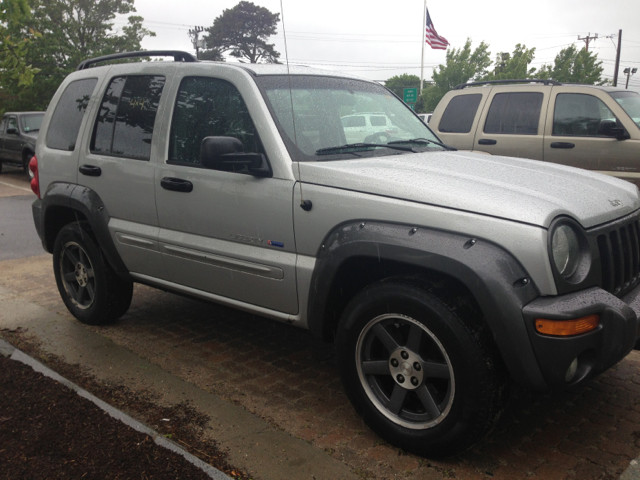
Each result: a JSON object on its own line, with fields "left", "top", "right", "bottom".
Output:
{"left": 168, "top": 76, "right": 260, "bottom": 165}
{"left": 553, "top": 93, "right": 617, "bottom": 137}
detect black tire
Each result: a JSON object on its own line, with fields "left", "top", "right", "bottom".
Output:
{"left": 23, "top": 153, "right": 34, "bottom": 179}
{"left": 53, "top": 222, "right": 133, "bottom": 325}
{"left": 0, "top": 161, "right": 3, "bottom": 174}
{"left": 336, "top": 279, "right": 509, "bottom": 458}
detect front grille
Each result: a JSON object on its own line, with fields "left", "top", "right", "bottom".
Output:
{"left": 597, "top": 218, "right": 640, "bottom": 295}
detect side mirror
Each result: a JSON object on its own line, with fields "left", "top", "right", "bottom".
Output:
{"left": 599, "top": 119, "right": 630, "bottom": 140}
{"left": 200, "top": 136, "right": 271, "bottom": 177}
{"left": 6, "top": 127, "right": 18, "bottom": 135}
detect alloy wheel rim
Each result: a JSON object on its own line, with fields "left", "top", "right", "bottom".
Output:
{"left": 59, "top": 241, "right": 96, "bottom": 309}
{"left": 355, "top": 313, "right": 455, "bottom": 429}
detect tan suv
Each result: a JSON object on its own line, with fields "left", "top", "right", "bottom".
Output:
{"left": 430, "top": 80, "right": 640, "bottom": 186}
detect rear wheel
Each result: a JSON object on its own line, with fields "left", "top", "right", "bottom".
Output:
{"left": 53, "top": 222, "right": 133, "bottom": 325}
{"left": 336, "top": 280, "right": 509, "bottom": 458}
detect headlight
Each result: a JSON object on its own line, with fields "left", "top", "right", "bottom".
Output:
{"left": 552, "top": 225, "right": 580, "bottom": 276}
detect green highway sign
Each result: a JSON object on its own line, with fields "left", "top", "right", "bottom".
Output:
{"left": 403, "top": 87, "right": 418, "bottom": 104}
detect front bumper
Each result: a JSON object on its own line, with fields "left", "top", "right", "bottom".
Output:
{"left": 522, "top": 284, "right": 640, "bottom": 388}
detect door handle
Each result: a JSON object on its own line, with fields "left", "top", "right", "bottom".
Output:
{"left": 161, "top": 177, "right": 193, "bottom": 193}
{"left": 79, "top": 164, "right": 102, "bottom": 177}
{"left": 478, "top": 139, "right": 497, "bottom": 145}
{"left": 550, "top": 142, "right": 575, "bottom": 149}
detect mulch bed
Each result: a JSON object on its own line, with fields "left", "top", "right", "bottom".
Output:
{"left": 0, "top": 335, "right": 252, "bottom": 480}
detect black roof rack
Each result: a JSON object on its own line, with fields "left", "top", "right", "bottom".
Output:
{"left": 77, "top": 50, "right": 198, "bottom": 71}
{"left": 453, "top": 79, "right": 561, "bottom": 90}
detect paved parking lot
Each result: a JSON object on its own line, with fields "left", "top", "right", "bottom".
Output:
{"left": 2, "top": 170, "right": 640, "bottom": 479}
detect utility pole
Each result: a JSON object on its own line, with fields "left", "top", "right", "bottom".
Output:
{"left": 188, "top": 26, "right": 205, "bottom": 60}
{"left": 578, "top": 32, "right": 598, "bottom": 52}
{"left": 613, "top": 30, "right": 622, "bottom": 87}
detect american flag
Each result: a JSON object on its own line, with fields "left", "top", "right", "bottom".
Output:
{"left": 425, "top": 9, "right": 449, "bottom": 50}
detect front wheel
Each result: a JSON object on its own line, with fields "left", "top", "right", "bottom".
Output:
{"left": 336, "top": 280, "right": 509, "bottom": 458}
{"left": 53, "top": 222, "right": 133, "bottom": 325}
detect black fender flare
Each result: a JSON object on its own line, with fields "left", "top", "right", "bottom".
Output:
{"left": 307, "top": 220, "right": 549, "bottom": 391}
{"left": 36, "top": 182, "right": 130, "bottom": 278}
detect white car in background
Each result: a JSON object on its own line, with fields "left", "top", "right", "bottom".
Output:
{"left": 341, "top": 112, "right": 397, "bottom": 143}
{"left": 418, "top": 113, "right": 432, "bottom": 124}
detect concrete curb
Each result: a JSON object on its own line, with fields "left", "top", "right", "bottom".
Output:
{"left": 0, "top": 338, "right": 232, "bottom": 480}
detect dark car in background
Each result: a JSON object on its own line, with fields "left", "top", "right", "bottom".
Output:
{"left": 0, "top": 111, "right": 45, "bottom": 178}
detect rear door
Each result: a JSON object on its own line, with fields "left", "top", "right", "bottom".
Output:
{"left": 474, "top": 86, "right": 550, "bottom": 160}
{"left": 77, "top": 66, "right": 176, "bottom": 279}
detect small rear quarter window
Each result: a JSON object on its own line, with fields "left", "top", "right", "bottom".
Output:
{"left": 46, "top": 78, "right": 98, "bottom": 151}
{"left": 438, "top": 94, "right": 482, "bottom": 134}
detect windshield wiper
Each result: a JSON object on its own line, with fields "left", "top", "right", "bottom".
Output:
{"left": 388, "top": 138, "right": 457, "bottom": 151}
{"left": 315, "top": 143, "right": 415, "bottom": 156}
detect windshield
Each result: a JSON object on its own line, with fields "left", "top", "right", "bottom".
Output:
{"left": 610, "top": 91, "right": 640, "bottom": 129}
{"left": 20, "top": 113, "right": 44, "bottom": 133}
{"left": 256, "top": 75, "right": 444, "bottom": 161}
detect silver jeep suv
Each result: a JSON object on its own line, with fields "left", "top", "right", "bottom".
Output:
{"left": 30, "top": 51, "right": 640, "bottom": 458}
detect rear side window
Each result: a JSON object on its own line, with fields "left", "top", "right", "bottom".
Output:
{"left": 370, "top": 115, "right": 387, "bottom": 127}
{"left": 168, "top": 77, "right": 259, "bottom": 165}
{"left": 484, "top": 92, "right": 543, "bottom": 135}
{"left": 46, "top": 78, "right": 97, "bottom": 151}
{"left": 91, "top": 75, "right": 166, "bottom": 160}
{"left": 438, "top": 94, "right": 482, "bottom": 133}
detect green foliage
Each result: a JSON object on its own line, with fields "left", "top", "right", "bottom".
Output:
{"left": 384, "top": 74, "right": 421, "bottom": 99}
{"left": 537, "top": 45, "right": 605, "bottom": 84}
{"left": 420, "top": 39, "right": 491, "bottom": 112}
{"left": 483, "top": 44, "right": 536, "bottom": 81}
{"left": 0, "top": 0, "right": 41, "bottom": 94}
{"left": 203, "top": 1, "right": 280, "bottom": 64}
{"left": 1, "top": 0, "right": 154, "bottom": 113}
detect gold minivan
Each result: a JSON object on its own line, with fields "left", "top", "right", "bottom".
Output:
{"left": 430, "top": 80, "right": 640, "bottom": 186}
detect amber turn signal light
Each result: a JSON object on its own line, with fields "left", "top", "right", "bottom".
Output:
{"left": 535, "top": 315, "right": 600, "bottom": 337}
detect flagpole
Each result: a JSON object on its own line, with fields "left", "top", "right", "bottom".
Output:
{"left": 420, "top": 0, "right": 426, "bottom": 94}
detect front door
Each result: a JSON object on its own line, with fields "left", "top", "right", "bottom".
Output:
{"left": 544, "top": 91, "right": 640, "bottom": 179}
{"left": 154, "top": 74, "right": 298, "bottom": 314}
{"left": 474, "top": 86, "right": 549, "bottom": 160}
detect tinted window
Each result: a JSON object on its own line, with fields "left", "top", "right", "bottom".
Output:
{"left": 439, "top": 94, "right": 482, "bottom": 133}
{"left": 91, "top": 75, "right": 165, "bottom": 160}
{"left": 46, "top": 78, "right": 97, "bottom": 151}
{"left": 341, "top": 116, "right": 366, "bottom": 128}
{"left": 553, "top": 93, "right": 617, "bottom": 136}
{"left": 169, "top": 77, "right": 259, "bottom": 165}
{"left": 484, "top": 92, "right": 543, "bottom": 135}
{"left": 370, "top": 115, "right": 387, "bottom": 127}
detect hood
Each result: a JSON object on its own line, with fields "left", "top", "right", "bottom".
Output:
{"left": 298, "top": 151, "right": 640, "bottom": 229}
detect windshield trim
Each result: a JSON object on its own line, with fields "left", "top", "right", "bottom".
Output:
{"left": 254, "top": 74, "right": 444, "bottom": 162}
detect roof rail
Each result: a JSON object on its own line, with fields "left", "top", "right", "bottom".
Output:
{"left": 453, "top": 79, "right": 561, "bottom": 90}
{"left": 77, "top": 51, "right": 198, "bottom": 71}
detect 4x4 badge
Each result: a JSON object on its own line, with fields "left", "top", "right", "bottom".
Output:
{"left": 608, "top": 199, "right": 623, "bottom": 207}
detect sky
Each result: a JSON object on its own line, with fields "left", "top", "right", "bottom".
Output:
{"left": 114, "top": 0, "right": 640, "bottom": 91}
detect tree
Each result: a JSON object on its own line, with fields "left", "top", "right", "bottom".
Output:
{"left": 421, "top": 39, "right": 491, "bottom": 112}
{"left": 483, "top": 44, "right": 536, "bottom": 81}
{"left": 1, "top": 0, "right": 154, "bottom": 112}
{"left": 537, "top": 45, "right": 605, "bottom": 84}
{"left": 203, "top": 1, "right": 280, "bottom": 64}
{"left": 0, "top": 0, "right": 40, "bottom": 94}
{"left": 384, "top": 74, "right": 421, "bottom": 99}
